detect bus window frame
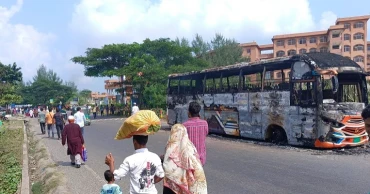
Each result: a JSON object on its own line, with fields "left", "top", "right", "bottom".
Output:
{"left": 289, "top": 61, "right": 318, "bottom": 107}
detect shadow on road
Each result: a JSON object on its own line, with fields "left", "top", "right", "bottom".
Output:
{"left": 56, "top": 161, "right": 73, "bottom": 167}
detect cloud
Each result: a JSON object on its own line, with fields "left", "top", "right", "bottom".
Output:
{"left": 0, "top": 0, "right": 55, "bottom": 81}
{"left": 67, "top": 0, "right": 343, "bottom": 92}
{"left": 319, "top": 11, "right": 338, "bottom": 30}
{"left": 69, "top": 0, "right": 332, "bottom": 45}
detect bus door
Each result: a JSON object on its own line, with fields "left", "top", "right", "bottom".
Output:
{"left": 289, "top": 61, "right": 317, "bottom": 145}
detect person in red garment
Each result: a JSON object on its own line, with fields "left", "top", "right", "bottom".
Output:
{"left": 62, "top": 115, "right": 84, "bottom": 168}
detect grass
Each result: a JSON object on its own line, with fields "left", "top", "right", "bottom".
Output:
{"left": 31, "top": 181, "right": 43, "bottom": 194}
{"left": 28, "top": 126, "right": 63, "bottom": 194}
{"left": 0, "top": 122, "right": 24, "bottom": 194}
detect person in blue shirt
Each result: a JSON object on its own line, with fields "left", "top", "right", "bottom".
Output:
{"left": 101, "top": 170, "right": 122, "bottom": 194}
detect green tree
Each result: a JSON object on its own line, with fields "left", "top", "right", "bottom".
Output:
{"left": 191, "top": 33, "right": 210, "bottom": 58}
{"left": 0, "top": 62, "right": 23, "bottom": 106}
{"left": 72, "top": 38, "right": 209, "bottom": 108}
{"left": 21, "top": 65, "right": 77, "bottom": 105}
{"left": 78, "top": 89, "right": 92, "bottom": 105}
{"left": 71, "top": 43, "right": 141, "bottom": 101}
{"left": 192, "top": 33, "right": 250, "bottom": 67}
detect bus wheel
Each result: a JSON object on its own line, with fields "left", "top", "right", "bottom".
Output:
{"left": 266, "top": 125, "right": 287, "bottom": 145}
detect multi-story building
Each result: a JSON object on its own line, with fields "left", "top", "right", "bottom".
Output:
{"left": 100, "top": 77, "right": 133, "bottom": 104}
{"left": 241, "top": 15, "right": 370, "bottom": 79}
{"left": 91, "top": 92, "right": 114, "bottom": 104}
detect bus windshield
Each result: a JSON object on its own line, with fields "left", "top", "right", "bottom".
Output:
{"left": 322, "top": 74, "right": 365, "bottom": 103}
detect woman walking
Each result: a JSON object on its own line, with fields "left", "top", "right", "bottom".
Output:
{"left": 162, "top": 124, "right": 207, "bottom": 194}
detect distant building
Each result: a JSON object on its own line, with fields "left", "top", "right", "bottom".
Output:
{"left": 95, "top": 76, "right": 133, "bottom": 105}
{"left": 240, "top": 15, "right": 370, "bottom": 79}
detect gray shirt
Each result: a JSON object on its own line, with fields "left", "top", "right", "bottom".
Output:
{"left": 38, "top": 111, "right": 46, "bottom": 123}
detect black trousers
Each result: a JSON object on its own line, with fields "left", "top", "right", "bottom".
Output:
{"left": 55, "top": 124, "right": 64, "bottom": 138}
{"left": 163, "top": 186, "right": 176, "bottom": 194}
{"left": 93, "top": 112, "right": 97, "bottom": 119}
{"left": 40, "top": 122, "right": 46, "bottom": 134}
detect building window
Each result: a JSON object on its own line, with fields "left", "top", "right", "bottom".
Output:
{"left": 320, "top": 36, "right": 328, "bottom": 43}
{"left": 332, "top": 45, "right": 340, "bottom": 50}
{"left": 287, "top": 39, "right": 296, "bottom": 45}
{"left": 332, "top": 33, "right": 340, "bottom": 38}
{"left": 309, "top": 48, "right": 317, "bottom": 52}
{"left": 344, "top": 34, "right": 350, "bottom": 41}
{"left": 299, "top": 49, "right": 307, "bottom": 54}
{"left": 320, "top": 47, "right": 328, "bottom": 53}
{"left": 276, "top": 72, "right": 282, "bottom": 78}
{"left": 344, "top": 45, "right": 351, "bottom": 52}
{"left": 368, "top": 45, "right": 370, "bottom": 51}
{"left": 299, "top": 38, "right": 306, "bottom": 44}
{"left": 309, "top": 37, "right": 316, "bottom": 43}
{"left": 368, "top": 63, "right": 370, "bottom": 66}
{"left": 288, "top": 49, "right": 296, "bottom": 56}
{"left": 354, "top": 22, "right": 364, "bottom": 28}
{"left": 354, "top": 44, "right": 364, "bottom": 51}
{"left": 353, "top": 33, "right": 364, "bottom": 40}
{"left": 276, "top": 40, "right": 284, "bottom": 46}
{"left": 246, "top": 49, "right": 251, "bottom": 53}
{"left": 367, "top": 55, "right": 370, "bottom": 60}
{"left": 276, "top": 50, "right": 285, "bottom": 57}
{"left": 354, "top": 55, "right": 364, "bottom": 62}
{"left": 344, "top": 23, "right": 351, "bottom": 29}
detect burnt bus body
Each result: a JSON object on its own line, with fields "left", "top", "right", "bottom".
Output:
{"left": 167, "top": 52, "right": 369, "bottom": 148}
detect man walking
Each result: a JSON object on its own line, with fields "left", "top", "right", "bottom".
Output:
{"left": 92, "top": 104, "right": 97, "bottom": 119}
{"left": 132, "top": 102, "right": 139, "bottom": 115}
{"left": 74, "top": 107, "right": 86, "bottom": 137}
{"left": 45, "top": 107, "right": 55, "bottom": 138}
{"left": 183, "top": 101, "right": 208, "bottom": 166}
{"left": 100, "top": 105, "right": 104, "bottom": 116}
{"left": 110, "top": 104, "right": 115, "bottom": 115}
{"left": 62, "top": 116, "right": 84, "bottom": 168}
{"left": 54, "top": 108, "right": 65, "bottom": 140}
{"left": 38, "top": 108, "right": 46, "bottom": 134}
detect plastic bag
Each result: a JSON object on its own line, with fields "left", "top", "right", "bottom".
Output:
{"left": 82, "top": 145, "right": 87, "bottom": 162}
{"left": 115, "top": 110, "right": 161, "bottom": 140}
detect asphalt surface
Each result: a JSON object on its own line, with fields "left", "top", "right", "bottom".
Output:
{"left": 34, "top": 117, "right": 370, "bottom": 194}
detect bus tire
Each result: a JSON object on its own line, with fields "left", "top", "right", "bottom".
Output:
{"left": 266, "top": 125, "right": 287, "bottom": 145}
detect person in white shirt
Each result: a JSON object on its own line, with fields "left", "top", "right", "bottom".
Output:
{"left": 74, "top": 107, "right": 86, "bottom": 137}
{"left": 29, "top": 109, "right": 34, "bottom": 118}
{"left": 105, "top": 135, "right": 164, "bottom": 194}
{"left": 132, "top": 103, "right": 139, "bottom": 115}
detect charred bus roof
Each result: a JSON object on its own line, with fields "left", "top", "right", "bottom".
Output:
{"left": 169, "top": 52, "right": 366, "bottom": 79}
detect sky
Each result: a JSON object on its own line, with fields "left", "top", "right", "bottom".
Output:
{"left": 0, "top": 0, "right": 369, "bottom": 93}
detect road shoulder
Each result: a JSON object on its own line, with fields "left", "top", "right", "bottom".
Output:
{"left": 29, "top": 118, "right": 105, "bottom": 194}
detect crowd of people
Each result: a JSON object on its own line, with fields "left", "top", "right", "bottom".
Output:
{"left": 102, "top": 101, "right": 208, "bottom": 194}
{"left": 27, "top": 101, "right": 370, "bottom": 194}
{"left": 37, "top": 106, "right": 87, "bottom": 168}
{"left": 32, "top": 101, "right": 207, "bottom": 193}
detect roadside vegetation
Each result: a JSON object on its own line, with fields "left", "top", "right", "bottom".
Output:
{"left": 0, "top": 121, "right": 23, "bottom": 194}
{"left": 28, "top": 129, "right": 65, "bottom": 194}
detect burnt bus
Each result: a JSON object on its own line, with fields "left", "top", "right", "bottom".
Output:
{"left": 166, "top": 52, "right": 369, "bottom": 148}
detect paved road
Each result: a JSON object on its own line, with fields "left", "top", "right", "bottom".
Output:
{"left": 37, "top": 118, "right": 370, "bottom": 194}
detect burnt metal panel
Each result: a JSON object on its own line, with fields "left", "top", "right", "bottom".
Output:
{"left": 302, "top": 52, "right": 362, "bottom": 69}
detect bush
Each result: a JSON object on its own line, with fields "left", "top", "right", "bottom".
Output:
{"left": 0, "top": 127, "right": 23, "bottom": 194}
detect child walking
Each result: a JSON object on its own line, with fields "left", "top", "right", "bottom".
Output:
{"left": 100, "top": 170, "right": 122, "bottom": 194}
